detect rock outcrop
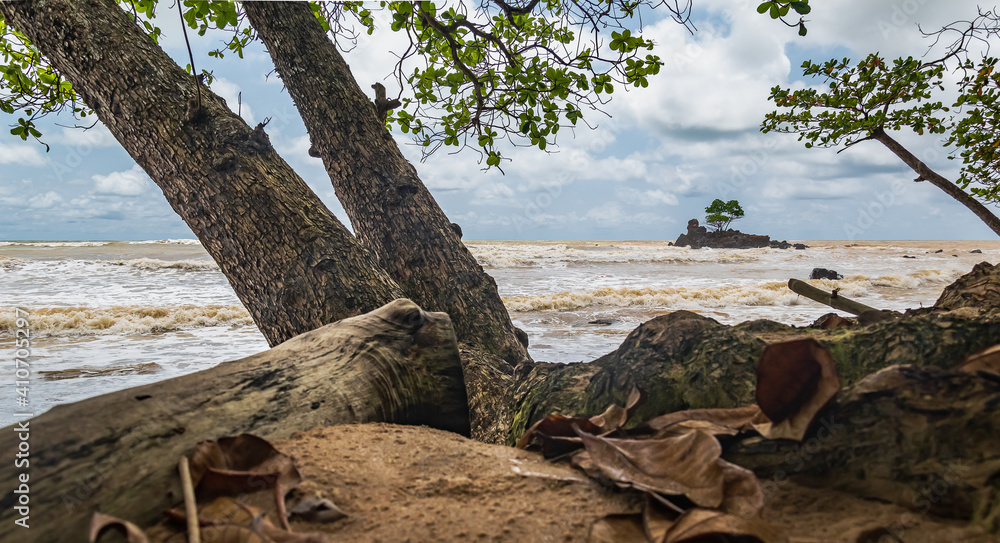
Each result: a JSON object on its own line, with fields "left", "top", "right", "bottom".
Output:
{"left": 934, "top": 261, "right": 1000, "bottom": 310}
{"left": 673, "top": 219, "right": 808, "bottom": 249}
{"left": 810, "top": 268, "right": 843, "bottom": 280}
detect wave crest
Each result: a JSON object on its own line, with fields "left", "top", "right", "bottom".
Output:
{"left": 502, "top": 269, "right": 961, "bottom": 312}
{"left": 0, "top": 305, "right": 252, "bottom": 336}
{"left": 110, "top": 258, "right": 218, "bottom": 270}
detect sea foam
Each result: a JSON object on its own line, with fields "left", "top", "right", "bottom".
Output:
{"left": 110, "top": 258, "right": 218, "bottom": 270}
{"left": 0, "top": 305, "right": 252, "bottom": 336}
{"left": 502, "top": 269, "right": 962, "bottom": 312}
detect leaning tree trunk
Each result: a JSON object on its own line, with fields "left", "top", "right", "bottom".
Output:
{"left": 0, "top": 299, "right": 471, "bottom": 543}
{"left": 243, "top": 1, "right": 529, "bottom": 365}
{"left": 872, "top": 127, "right": 1000, "bottom": 237}
{"left": 0, "top": 0, "right": 403, "bottom": 346}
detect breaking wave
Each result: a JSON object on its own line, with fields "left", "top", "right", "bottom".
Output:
{"left": 109, "top": 258, "right": 218, "bottom": 270}
{"left": 127, "top": 239, "right": 202, "bottom": 245}
{"left": 40, "top": 362, "right": 162, "bottom": 381}
{"left": 502, "top": 269, "right": 962, "bottom": 312}
{"left": 0, "top": 241, "right": 111, "bottom": 247}
{"left": 0, "top": 305, "right": 252, "bottom": 336}
{"left": 468, "top": 243, "right": 767, "bottom": 268}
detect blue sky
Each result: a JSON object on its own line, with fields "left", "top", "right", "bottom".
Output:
{"left": 1, "top": 0, "right": 998, "bottom": 241}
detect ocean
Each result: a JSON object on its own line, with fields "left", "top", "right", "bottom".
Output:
{"left": 2, "top": 239, "right": 997, "bottom": 426}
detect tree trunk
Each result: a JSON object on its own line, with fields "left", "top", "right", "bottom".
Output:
{"left": 506, "top": 308, "right": 1000, "bottom": 444}
{"left": 0, "top": 299, "right": 470, "bottom": 543}
{"left": 725, "top": 364, "right": 1000, "bottom": 527}
{"left": 242, "top": 1, "right": 529, "bottom": 365}
{"left": 872, "top": 127, "right": 1000, "bottom": 237}
{"left": 0, "top": 0, "right": 403, "bottom": 347}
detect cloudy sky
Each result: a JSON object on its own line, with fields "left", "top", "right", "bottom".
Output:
{"left": 1, "top": 0, "right": 998, "bottom": 241}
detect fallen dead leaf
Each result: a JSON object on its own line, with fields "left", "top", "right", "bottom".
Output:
{"left": 189, "top": 434, "right": 302, "bottom": 530}
{"left": 89, "top": 512, "right": 150, "bottom": 543}
{"left": 288, "top": 496, "right": 348, "bottom": 524}
{"left": 516, "top": 413, "right": 600, "bottom": 457}
{"left": 588, "top": 513, "right": 647, "bottom": 543}
{"left": 957, "top": 344, "right": 1000, "bottom": 377}
{"left": 643, "top": 406, "right": 761, "bottom": 438}
{"left": 718, "top": 460, "right": 764, "bottom": 518}
{"left": 190, "top": 434, "right": 302, "bottom": 499}
{"left": 575, "top": 427, "right": 725, "bottom": 508}
{"left": 754, "top": 339, "right": 840, "bottom": 441}
{"left": 167, "top": 497, "right": 327, "bottom": 543}
{"left": 658, "top": 507, "right": 786, "bottom": 543}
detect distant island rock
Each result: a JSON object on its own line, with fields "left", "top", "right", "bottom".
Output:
{"left": 674, "top": 219, "right": 807, "bottom": 250}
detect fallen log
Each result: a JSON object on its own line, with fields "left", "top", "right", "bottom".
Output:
{"left": 787, "top": 278, "right": 881, "bottom": 316}
{"left": 0, "top": 299, "right": 469, "bottom": 543}
{"left": 506, "top": 308, "right": 1000, "bottom": 445}
{"left": 724, "top": 364, "right": 1000, "bottom": 530}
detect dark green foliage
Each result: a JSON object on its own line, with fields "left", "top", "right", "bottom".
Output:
{"left": 704, "top": 198, "right": 744, "bottom": 231}
{"left": 762, "top": 11, "right": 1000, "bottom": 206}
{"left": 1, "top": 0, "right": 810, "bottom": 164}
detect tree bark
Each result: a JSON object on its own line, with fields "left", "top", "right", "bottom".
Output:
{"left": 506, "top": 308, "right": 1000, "bottom": 444}
{"left": 0, "top": 299, "right": 470, "bottom": 543}
{"left": 787, "top": 278, "right": 882, "bottom": 315}
{"left": 242, "top": 1, "right": 529, "bottom": 365}
{"left": 725, "top": 364, "right": 1000, "bottom": 527}
{"left": 0, "top": 0, "right": 403, "bottom": 347}
{"left": 872, "top": 127, "right": 1000, "bottom": 237}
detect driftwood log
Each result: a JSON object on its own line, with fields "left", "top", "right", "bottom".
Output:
{"left": 0, "top": 299, "right": 469, "bottom": 543}
{"left": 787, "top": 278, "right": 881, "bottom": 316}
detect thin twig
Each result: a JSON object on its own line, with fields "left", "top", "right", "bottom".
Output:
{"left": 178, "top": 457, "right": 200, "bottom": 543}
{"left": 176, "top": 0, "right": 201, "bottom": 109}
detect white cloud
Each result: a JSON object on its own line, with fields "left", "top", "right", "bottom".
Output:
{"left": 92, "top": 165, "right": 151, "bottom": 196}
{"left": 211, "top": 77, "right": 256, "bottom": 125}
{"left": 48, "top": 123, "right": 118, "bottom": 148}
{"left": 27, "top": 191, "right": 63, "bottom": 209}
{"left": 0, "top": 143, "right": 46, "bottom": 166}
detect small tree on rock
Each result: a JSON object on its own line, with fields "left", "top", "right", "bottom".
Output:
{"left": 704, "top": 199, "right": 745, "bottom": 231}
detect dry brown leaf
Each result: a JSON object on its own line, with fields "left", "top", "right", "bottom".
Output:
{"left": 588, "top": 513, "right": 647, "bottom": 543}
{"left": 590, "top": 404, "right": 629, "bottom": 432}
{"left": 644, "top": 406, "right": 761, "bottom": 437}
{"left": 718, "top": 460, "right": 764, "bottom": 519}
{"left": 190, "top": 434, "right": 302, "bottom": 498}
{"left": 625, "top": 384, "right": 648, "bottom": 419}
{"left": 957, "top": 344, "right": 1000, "bottom": 377}
{"left": 288, "top": 496, "right": 348, "bottom": 524}
{"left": 754, "top": 339, "right": 840, "bottom": 441}
{"left": 643, "top": 495, "right": 681, "bottom": 542}
{"left": 854, "top": 526, "right": 904, "bottom": 543}
{"left": 168, "top": 497, "right": 327, "bottom": 543}
{"left": 658, "top": 508, "right": 786, "bottom": 543}
{"left": 89, "top": 512, "right": 150, "bottom": 543}
{"left": 575, "top": 427, "right": 725, "bottom": 508}
{"left": 198, "top": 524, "right": 272, "bottom": 543}
{"left": 516, "top": 414, "right": 601, "bottom": 457}
{"left": 188, "top": 434, "right": 302, "bottom": 531}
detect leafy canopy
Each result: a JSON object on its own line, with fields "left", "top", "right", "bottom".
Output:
{"left": 761, "top": 10, "right": 1000, "bottom": 203}
{"left": 704, "top": 198, "right": 744, "bottom": 231}
{"left": 0, "top": 0, "right": 811, "bottom": 168}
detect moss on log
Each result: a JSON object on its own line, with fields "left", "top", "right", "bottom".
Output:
{"left": 725, "top": 364, "right": 1000, "bottom": 530}
{"left": 506, "top": 308, "right": 1000, "bottom": 445}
